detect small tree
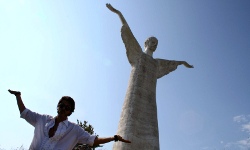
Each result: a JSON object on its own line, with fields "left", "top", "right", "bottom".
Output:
{"left": 73, "top": 120, "right": 102, "bottom": 150}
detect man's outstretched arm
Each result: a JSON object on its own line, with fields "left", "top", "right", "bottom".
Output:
{"left": 93, "top": 135, "right": 131, "bottom": 146}
{"left": 8, "top": 89, "right": 26, "bottom": 114}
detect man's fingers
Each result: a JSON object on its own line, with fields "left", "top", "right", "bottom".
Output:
{"left": 117, "top": 135, "right": 131, "bottom": 143}
{"left": 8, "top": 89, "right": 13, "bottom": 94}
{"left": 121, "top": 139, "right": 131, "bottom": 143}
{"left": 8, "top": 89, "right": 21, "bottom": 95}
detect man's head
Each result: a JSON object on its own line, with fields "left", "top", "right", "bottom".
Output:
{"left": 57, "top": 96, "right": 75, "bottom": 116}
{"left": 144, "top": 36, "right": 158, "bottom": 52}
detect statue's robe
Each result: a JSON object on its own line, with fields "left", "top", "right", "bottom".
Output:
{"left": 113, "top": 24, "right": 180, "bottom": 150}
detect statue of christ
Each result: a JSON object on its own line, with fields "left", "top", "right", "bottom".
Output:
{"left": 107, "top": 4, "right": 193, "bottom": 150}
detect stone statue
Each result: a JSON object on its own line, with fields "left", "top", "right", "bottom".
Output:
{"left": 106, "top": 3, "right": 193, "bottom": 150}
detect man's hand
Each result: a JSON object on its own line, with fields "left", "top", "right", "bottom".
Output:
{"left": 8, "top": 89, "right": 25, "bottom": 113}
{"left": 106, "top": 3, "right": 120, "bottom": 14}
{"left": 8, "top": 89, "right": 21, "bottom": 96}
{"left": 116, "top": 135, "right": 131, "bottom": 143}
{"left": 93, "top": 135, "right": 131, "bottom": 145}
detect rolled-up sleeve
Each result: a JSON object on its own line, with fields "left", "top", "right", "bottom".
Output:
{"left": 20, "top": 108, "right": 42, "bottom": 127}
{"left": 77, "top": 127, "right": 97, "bottom": 146}
{"left": 20, "top": 108, "right": 29, "bottom": 118}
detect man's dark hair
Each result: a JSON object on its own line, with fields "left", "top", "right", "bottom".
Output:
{"left": 58, "top": 96, "right": 75, "bottom": 112}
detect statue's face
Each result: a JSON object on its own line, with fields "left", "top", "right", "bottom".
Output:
{"left": 145, "top": 37, "right": 158, "bottom": 52}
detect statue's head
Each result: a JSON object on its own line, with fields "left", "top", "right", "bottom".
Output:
{"left": 144, "top": 36, "right": 158, "bottom": 52}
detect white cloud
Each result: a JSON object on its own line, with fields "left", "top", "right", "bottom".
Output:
{"left": 237, "top": 138, "right": 250, "bottom": 148}
{"left": 242, "top": 123, "right": 250, "bottom": 133}
{"left": 222, "top": 115, "right": 250, "bottom": 150}
{"left": 209, "top": 115, "right": 250, "bottom": 150}
{"left": 224, "top": 139, "right": 250, "bottom": 150}
{"left": 233, "top": 115, "right": 248, "bottom": 123}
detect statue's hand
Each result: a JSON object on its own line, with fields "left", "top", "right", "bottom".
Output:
{"left": 183, "top": 61, "right": 194, "bottom": 68}
{"left": 8, "top": 89, "right": 21, "bottom": 96}
{"left": 106, "top": 3, "right": 120, "bottom": 14}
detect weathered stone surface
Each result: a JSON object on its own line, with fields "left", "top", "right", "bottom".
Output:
{"left": 106, "top": 3, "right": 193, "bottom": 150}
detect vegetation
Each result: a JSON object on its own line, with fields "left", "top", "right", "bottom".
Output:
{"left": 0, "top": 145, "right": 25, "bottom": 150}
{"left": 73, "top": 120, "right": 102, "bottom": 150}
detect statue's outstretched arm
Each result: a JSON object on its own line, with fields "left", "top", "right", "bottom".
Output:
{"left": 106, "top": 3, "right": 142, "bottom": 65}
{"left": 156, "top": 59, "right": 193, "bottom": 79}
{"left": 106, "top": 3, "right": 127, "bottom": 26}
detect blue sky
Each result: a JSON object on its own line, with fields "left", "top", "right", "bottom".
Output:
{"left": 1, "top": 0, "right": 250, "bottom": 150}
